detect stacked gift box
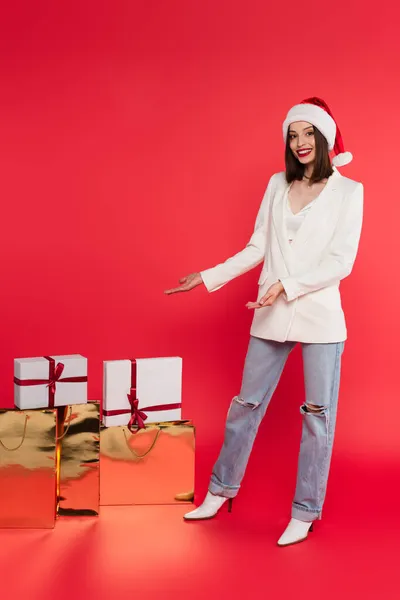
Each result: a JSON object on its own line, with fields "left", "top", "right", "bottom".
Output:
{"left": 0, "top": 354, "right": 194, "bottom": 528}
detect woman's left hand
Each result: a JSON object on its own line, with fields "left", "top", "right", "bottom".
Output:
{"left": 246, "top": 281, "right": 284, "bottom": 309}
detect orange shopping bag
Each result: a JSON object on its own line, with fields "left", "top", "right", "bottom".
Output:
{"left": 99, "top": 420, "right": 195, "bottom": 505}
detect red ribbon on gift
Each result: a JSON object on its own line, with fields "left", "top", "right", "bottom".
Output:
{"left": 14, "top": 356, "right": 88, "bottom": 408}
{"left": 103, "top": 359, "right": 181, "bottom": 433}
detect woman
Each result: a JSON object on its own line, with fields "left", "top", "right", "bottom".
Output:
{"left": 165, "top": 97, "right": 363, "bottom": 546}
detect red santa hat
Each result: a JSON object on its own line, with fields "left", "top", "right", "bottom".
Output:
{"left": 282, "top": 97, "right": 353, "bottom": 167}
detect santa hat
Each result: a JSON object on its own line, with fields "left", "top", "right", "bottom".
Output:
{"left": 282, "top": 97, "right": 353, "bottom": 167}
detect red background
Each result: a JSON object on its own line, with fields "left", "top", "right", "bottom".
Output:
{"left": 0, "top": 0, "right": 399, "bottom": 515}
{"left": 1, "top": 2, "right": 400, "bottom": 598}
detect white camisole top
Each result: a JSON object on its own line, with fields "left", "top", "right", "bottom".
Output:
{"left": 285, "top": 190, "right": 318, "bottom": 244}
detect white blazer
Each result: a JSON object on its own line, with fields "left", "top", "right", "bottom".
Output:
{"left": 200, "top": 167, "right": 364, "bottom": 343}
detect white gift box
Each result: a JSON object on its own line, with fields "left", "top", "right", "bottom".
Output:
{"left": 14, "top": 355, "right": 88, "bottom": 409}
{"left": 103, "top": 357, "right": 182, "bottom": 428}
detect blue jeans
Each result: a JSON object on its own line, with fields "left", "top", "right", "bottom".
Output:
{"left": 209, "top": 335, "right": 345, "bottom": 522}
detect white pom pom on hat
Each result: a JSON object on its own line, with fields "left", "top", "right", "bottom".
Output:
{"left": 331, "top": 151, "right": 353, "bottom": 167}
{"left": 282, "top": 97, "right": 353, "bottom": 167}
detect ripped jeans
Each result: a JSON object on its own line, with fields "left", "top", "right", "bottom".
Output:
{"left": 209, "top": 336, "right": 345, "bottom": 522}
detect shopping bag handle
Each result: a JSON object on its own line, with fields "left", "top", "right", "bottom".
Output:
{"left": 56, "top": 407, "right": 73, "bottom": 441}
{"left": 0, "top": 415, "right": 28, "bottom": 451}
{"left": 122, "top": 426, "right": 161, "bottom": 459}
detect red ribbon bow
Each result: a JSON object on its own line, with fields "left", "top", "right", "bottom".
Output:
{"left": 47, "top": 360, "right": 65, "bottom": 397}
{"left": 127, "top": 390, "right": 148, "bottom": 432}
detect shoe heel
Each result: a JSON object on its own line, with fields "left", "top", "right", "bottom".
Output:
{"left": 228, "top": 498, "right": 233, "bottom": 513}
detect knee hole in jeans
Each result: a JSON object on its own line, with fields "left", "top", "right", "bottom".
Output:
{"left": 233, "top": 396, "right": 260, "bottom": 410}
{"left": 301, "top": 403, "right": 327, "bottom": 416}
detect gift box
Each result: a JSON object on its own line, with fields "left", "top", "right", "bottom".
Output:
{"left": 102, "top": 357, "right": 182, "bottom": 430}
{"left": 14, "top": 354, "right": 87, "bottom": 409}
{"left": 57, "top": 402, "right": 100, "bottom": 517}
{"left": 99, "top": 420, "right": 194, "bottom": 505}
{"left": 0, "top": 409, "right": 58, "bottom": 528}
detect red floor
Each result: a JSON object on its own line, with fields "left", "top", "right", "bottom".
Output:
{"left": 1, "top": 456, "right": 398, "bottom": 600}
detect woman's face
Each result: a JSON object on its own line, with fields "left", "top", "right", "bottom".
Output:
{"left": 288, "top": 121, "right": 316, "bottom": 165}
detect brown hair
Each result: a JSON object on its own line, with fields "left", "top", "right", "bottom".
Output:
{"left": 285, "top": 125, "right": 333, "bottom": 185}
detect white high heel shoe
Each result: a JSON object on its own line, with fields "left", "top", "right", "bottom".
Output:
{"left": 183, "top": 491, "right": 233, "bottom": 521}
{"left": 277, "top": 518, "right": 314, "bottom": 546}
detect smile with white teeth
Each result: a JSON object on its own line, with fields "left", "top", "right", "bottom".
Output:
{"left": 297, "top": 149, "right": 312, "bottom": 156}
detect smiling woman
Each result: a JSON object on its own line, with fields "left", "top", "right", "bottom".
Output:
{"left": 165, "top": 96, "right": 363, "bottom": 548}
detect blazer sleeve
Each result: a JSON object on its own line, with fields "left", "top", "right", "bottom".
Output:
{"left": 280, "top": 182, "right": 364, "bottom": 302}
{"left": 200, "top": 174, "right": 278, "bottom": 293}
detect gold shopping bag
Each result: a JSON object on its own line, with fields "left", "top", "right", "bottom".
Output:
{"left": 0, "top": 409, "right": 57, "bottom": 528}
{"left": 57, "top": 402, "right": 100, "bottom": 516}
{"left": 99, "top": 420, "right": 195, "bottom": 505}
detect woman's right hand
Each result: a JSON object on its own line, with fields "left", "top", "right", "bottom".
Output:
{"left": 164, "top": 272, "right": 204, "bottom": 295}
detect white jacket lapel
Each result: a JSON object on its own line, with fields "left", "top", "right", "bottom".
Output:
{"left": 272, "top": 180, "right": 293, "bottom": 274}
